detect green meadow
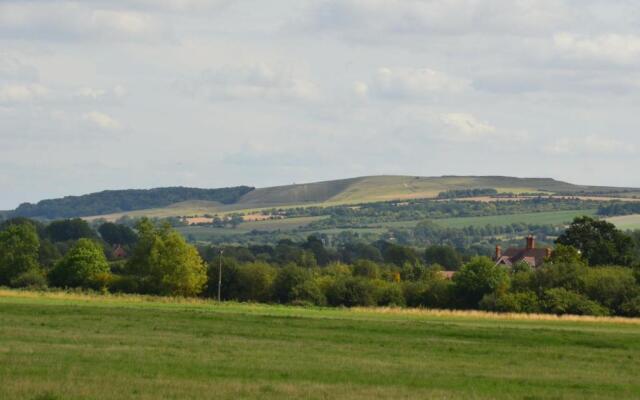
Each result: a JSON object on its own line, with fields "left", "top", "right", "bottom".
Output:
{"left": 1, "top": 290, "right": 639, "bottom": 400}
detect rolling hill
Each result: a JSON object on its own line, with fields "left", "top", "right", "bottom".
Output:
{"left": 8, "top": 175, "right": 639, "bottom": 220}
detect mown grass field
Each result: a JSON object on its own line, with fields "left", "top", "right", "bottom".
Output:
{"left": 1, "top": 290, "right": 639, "bottom": 400}
{"left": 434, "top": 209, "right": 599, "bottom": 229}
{"left": 606, "top": 214, "right": 640, "bottom": 231}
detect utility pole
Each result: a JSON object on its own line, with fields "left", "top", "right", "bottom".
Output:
{"left": 217, "top": 249, "right": 224, "bottom": 302}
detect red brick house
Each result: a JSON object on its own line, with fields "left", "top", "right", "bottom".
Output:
{"left": 494, "top": 236, "right": 551, "bottom": 268}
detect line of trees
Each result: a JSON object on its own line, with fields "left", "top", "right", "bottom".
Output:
{"left": 1, "top": 216, "right": 639, "bottom": 317}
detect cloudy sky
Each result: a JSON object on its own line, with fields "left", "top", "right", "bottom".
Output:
{"left": 2, "top": 0, "right": 640, "bottom": 209}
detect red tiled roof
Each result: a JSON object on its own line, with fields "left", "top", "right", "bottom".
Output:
{"left": 496, "top": 247, "right": 548, "bottom": 267}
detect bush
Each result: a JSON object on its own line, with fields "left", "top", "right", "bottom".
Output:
{"left": 235, "top": 262, "right": 276, "bottom": 302}
{"left": 9, "top": 269, "right": 47, "bottom": 289}
{"left": 480, "top": 291, "right": 541, "bottom": 313}
{"left": 49, "top": 239, "right": 111, "bottom": 290}
{"left": 326, "top": 276, "right": 377, "bottom": 307}
{"left": 109, "top": 275, "right": 141, "bottom": 294}
{"left": 620, "top": 296, "right": 640, "bottom": 317}
{"left": 273, "top": 264, "right": 309, "bottom": 303}
{"left": 373, "top": 280, "right": 405, "bottom": 306}
{"left": 581, "top": 267, "right": 639, "bottom": 314}
{"left": 291, "top": 280, "right": 326, "bottom": 306}
{"left": 542, "top": 288, "right": 609, "bottom": 316}
{"left": 453, "top": 257, "right": 510, "bottom": 309}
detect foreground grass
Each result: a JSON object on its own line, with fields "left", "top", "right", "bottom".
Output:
{"left": 1, "top": 290, "right": 639, "bottom": 400}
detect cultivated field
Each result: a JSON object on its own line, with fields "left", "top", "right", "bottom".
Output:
{"left": 435, "top": 209, "right": 599, "bottom": 229}
{"left": 606, "top": 214, "right": 640, "bottom": 231}
{"left": 1, "top": 290, "right": 639, "bottom": 399}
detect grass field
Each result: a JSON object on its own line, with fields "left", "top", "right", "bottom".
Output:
{"left": 606, "top": 214, "right": 640, "bottom": 230}
{"left": 1, "top": 290, "right": 639, "bottom": 400}
{"left": 434, "top": 209, "right": 599, "bottom": 229}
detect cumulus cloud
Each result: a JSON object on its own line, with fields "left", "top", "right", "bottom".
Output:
{"left": 441, "top": 113, "right": 496, "bottom": 139}
{"left": 361, "top": 67, "right": 469, "bottom": 99}
{"left": 83, "top": 111, "right": 121, "bottom": 130}
{"left": 179, "top": 64, "right": 319, "bottom": 102}
{"left": 554, "top": 33, "right": 640, "bottom": 65}
{"left": 0, "top": 83, "right": 48, "bottom": 104}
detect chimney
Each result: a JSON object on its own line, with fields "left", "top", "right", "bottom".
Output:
{"left": 526, "top": 235, "right": 535, "bottom": 250}
{"left": 495, "top": 245, "right": 502, "bottom": 259}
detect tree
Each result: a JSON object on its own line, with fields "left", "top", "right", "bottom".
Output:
{"left": 98, "top": 222, "right": 138, "bottom": 246}
{"left": 127, "top": 219, "right": 207, "bottom": 296}
{"left": 556, "top": 216, "right": 634, "bottom": 266}
{"left": 273, "top": 264, "right": 309, "bottom": 303}
{"left": 0, "top": 223, "right": 41, "bottom": 287}
{"left": 49, "top": 239, "right": 110, "bottom": 289}
{"left": 234, "top": 262, "right": 276, "bottom": 302}
{"left": 45, "top": 219, "right": 97, "bottom": 243}
{"left": 424, "top": 245, "right": 462, "bottom": 269}
{"left": 453, "top": 257, "right": 510, "bottom": 308}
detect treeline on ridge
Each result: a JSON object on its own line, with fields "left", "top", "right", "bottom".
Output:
{"left": 11, "top": 186, "right": 254, "bottom": 219}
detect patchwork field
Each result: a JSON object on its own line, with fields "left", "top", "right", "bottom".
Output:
{"left": 1, "top": 290, "right": 639, "bottom": 400}
{"left": 435, "top": 209, "right": 599, "bottom": 229}
{"left": 606, "top": 214, "right": 640, "bottom": 230}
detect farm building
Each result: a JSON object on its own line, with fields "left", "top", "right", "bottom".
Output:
{"left": 494, "top": 236, "right": 551, "bottom": 268}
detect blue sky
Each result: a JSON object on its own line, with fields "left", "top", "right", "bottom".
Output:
{"left": 2, "top": 0, "right": 640, "bottom": 209}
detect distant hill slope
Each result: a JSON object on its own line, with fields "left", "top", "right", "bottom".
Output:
{"left": 9, "top": 175, "right": 638, "bottom": 220}
{"left": 236, "top": 177, "right": 364, "bottom": 206}
{"left": 11, "top": 186, "right": 254, "bottom": 219}
{"left": 236, "top": 175, "right": 636, "bottom": 207}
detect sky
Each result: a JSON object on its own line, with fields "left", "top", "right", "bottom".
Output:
{"left": 2, "top": 0, "right": 640, "bottom": 209}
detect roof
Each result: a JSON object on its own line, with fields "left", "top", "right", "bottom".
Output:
{"left": 496, "top": 248, "right": 548, "bottom": 267}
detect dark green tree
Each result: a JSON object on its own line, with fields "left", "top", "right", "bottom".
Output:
{"left": 556, "top": 216, "right": 634, "bottom": 266}
{"left": 0, "top": 223, "right": 42, "bottom": 286}
{"left": 45, "top": 219, "right": 97, "bottom": 242}
{"left": 49, "top": 239, "right": 110, "bottom": 289}
{"left": 453, "top": 257, "right": 510, "bottom": 308}
{"left": 424, "top": 245, "right": 462, "bottom": 269}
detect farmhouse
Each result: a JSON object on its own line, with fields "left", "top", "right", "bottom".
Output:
{"left": 494, "top": 236, "right": 551, "bottom": 268}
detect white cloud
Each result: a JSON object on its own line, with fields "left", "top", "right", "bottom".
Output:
{"left": 75, "top": 85, "right": 127, "bottom": 101}
{"left": 180, "top": 64, "right": 319, "bottom": 102}
{"left": 0, "top": 83, "right": 48, "bottom": 103}
{"left": 0, "top": 54, "right": 39, "bottom": 82}
{"left": 296, "top": 0, "right": 576, "bottom": 38}
{"left": 545, "top": 135, "right": 635, "bottom": 155}
{"left": 554, "top": 33, "right": 640, "bottom": 65}
{"left": 365, "top": 67, "right": 469, "bottom": 99}
{"left": 83, "top": 111, "right": 121, "bottom": 130}
{"left": 0, "top": 3, "right": 170, "bottom": 42}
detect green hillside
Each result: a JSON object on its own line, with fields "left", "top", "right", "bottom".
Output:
{"left": 9, "top": 175, "right": 639, "bottom": 220}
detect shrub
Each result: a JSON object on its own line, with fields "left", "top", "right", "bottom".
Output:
{"left": 9, "top": 269, "right": 47, "bottom": 289}
{"left": 581, "top": 267, "right": 639, "bottom": 314}
{"left": 291, "top": 279, "right": 326, "bottom": 306}
{"left": 326, "top": 276, "right": 377, "bottom": 307}
{"left": 49, "top": 239, "right": 110, "bottom": 290}
{"left": 373, "top": 280, "right": 405, "bottom": 306}
{"left": 480, "top": 291, "right": 541, "bottom": 313}
{"left": 352, "top": 259, "right": 380, "bottom": 279}
{"left": 620, "top": 296, "right": 640, "bottom": 317}
{"left": 453, "top": 257, "right": 510, "bottom": 309}
{"left": 235, "top": 262, "right": 276, "bottom": 302}
{"left": 542, "top": 288, "right": 609, "bottom": 316}
{"left": 273, "top": 264, "right": 309, "bottom": 303}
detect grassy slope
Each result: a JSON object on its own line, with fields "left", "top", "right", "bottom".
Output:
{"left": 0, "top": 291, "right": 639, "bottom": 400}
{"left": 84, "top": 175, "right": 635, "bottom": 221}
{"left": 606, "top": 214, "right": 640, "bottom": 230}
